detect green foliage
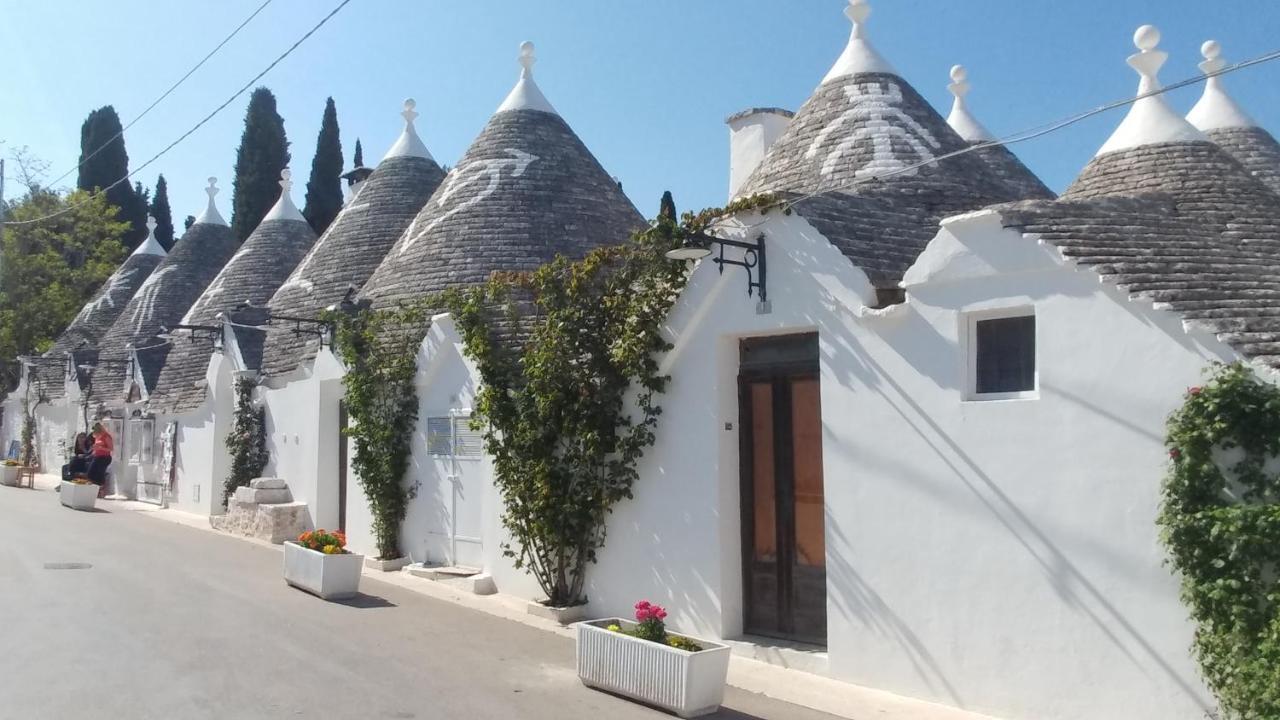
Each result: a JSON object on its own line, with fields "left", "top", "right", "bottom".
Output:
{"left": 231, "top": 87, "right": 291, "bottom": 242}
{"left": 303, "top": 97, "right": 344, "bottom": 236}
{"left": 1160, "top": 362, "right": 1280, "bottom": 718}
{"left": 77, "top": 105, "right": 146, "bottom": 248}
{"left": 352, "top": 138, "right": 364, "bottom": 169}
{"left": 0, "top": 189, "right": 128, "bottom": 388}
{"left": 150, "top": 175, "right": 175, "bottom": 249}
{"left": 330, "top": 304, "right": 422, "bottom": 560}
{"left": 224, "top": 376, "right": 268, "bottom": 503}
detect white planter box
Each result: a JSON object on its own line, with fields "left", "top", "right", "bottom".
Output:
{"left": 60, "top": 481, "right": 98, "bottom": 511}
{"left": 0, "top": 465, "right": 19, "bottom": 487}
{"left": 364, "top": 556, "right": 410, "bottom": 572}
{"left": 283, "top": 542, "right": 363, "bottom": 600}
{"left": 575, "top": 619, "right": 732, "bottom": 718}
{"left": 528, "top": 600, "right": 588, "bottom": 625}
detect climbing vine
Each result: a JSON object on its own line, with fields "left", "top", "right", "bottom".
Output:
{"left": 331, "top": 301, "right": 425, "bottom": 560}
{"left": 224, "top": 376, "right": 268, "bottom": 503}
{"left": 331, "top": 192, "right": 779, "bottom": 597}
{"left": 1160, "top": 362, "right": 1280, "bottom": 719}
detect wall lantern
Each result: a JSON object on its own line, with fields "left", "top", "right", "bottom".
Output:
{"left": 665, "top": 232, "right": 769, "bottom": 307}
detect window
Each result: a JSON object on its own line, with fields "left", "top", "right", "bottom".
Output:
{"left": 425, "top": 413, "right": 482, "bottom": 458}
{"left": 969, "top": 311, "right": 1036, "bottom": 399}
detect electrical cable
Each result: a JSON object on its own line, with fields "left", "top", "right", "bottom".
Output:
{"left": 705, "top": 47, "right": 1280, "bottom": 234}
{"left": 7, "top": 0, "right": 354, "bottom": 227}
{"left": 45, "top": 0, "right": 275, "bottom": 190}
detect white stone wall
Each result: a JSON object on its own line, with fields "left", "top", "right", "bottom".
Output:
{"left": 582, "top": 209, "right": 1220, "bottom": 720}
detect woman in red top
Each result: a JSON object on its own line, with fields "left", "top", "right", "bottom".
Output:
{"left": 86, "top": 422, "right": 114, "bottom": 495}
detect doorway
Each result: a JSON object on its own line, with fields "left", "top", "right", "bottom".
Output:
{"left": 738, "top": 333, "right": 826, "bottom": 645}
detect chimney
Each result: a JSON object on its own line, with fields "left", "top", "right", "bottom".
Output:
{"left": 726, "top": 107, "right": 794, "bottom": 200}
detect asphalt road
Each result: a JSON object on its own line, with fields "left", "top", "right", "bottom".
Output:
{"left": 0, "top": 484, "right": 838, "bottom": 720}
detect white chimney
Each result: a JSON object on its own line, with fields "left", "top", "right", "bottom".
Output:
{"left": 726, "top": 107, "right": 794, "bottom": 200}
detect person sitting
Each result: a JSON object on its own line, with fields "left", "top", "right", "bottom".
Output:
{"left": 86, "top": 422, "right": 114, "bottom": 498}
{"left": 61, "top": 432, "right": 93, "bottom": 482}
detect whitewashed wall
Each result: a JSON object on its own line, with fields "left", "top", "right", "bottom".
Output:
{"left": 156, "top": 353, "right": 236, "bottom": 515}
{"left": 258, "top": 349, "right": 345, "bottom": 532}
{"left": 582, "top": 208, "right": 1219, "bottom": 720}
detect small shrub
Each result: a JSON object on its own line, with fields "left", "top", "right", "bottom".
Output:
{"left": 297, "top": 529, "right": 348, "bottom": 555}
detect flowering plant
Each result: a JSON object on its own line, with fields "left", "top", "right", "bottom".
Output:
{"left": 606, "top": 600, "right": 702, "bottom": 652}
{"left": 297, "top": 529, "right": 348, "bottom": 554}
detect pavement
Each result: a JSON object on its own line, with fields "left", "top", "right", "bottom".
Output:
{"left": 0, "top": 479, "right": 844, "bottom": 720}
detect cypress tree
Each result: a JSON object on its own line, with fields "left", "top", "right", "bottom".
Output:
{"left": 230, "top": 87, "right": 290, "bottom": 242}
{"left": 659, "top": 191, "right": 677, "bottom": 222}
{"left": 183, "top": 215, "right": 196, "bottom": 231}
{"left": 150, "top": 174, "right": 175, "bottom": 249}
{"left": 353, "top": 138, "right": 364, "bottom": 168}
{"left": 77, "top": 106, "right": 146, "bottom": 248}
{"left": 302, "top": 97, "right": 344, "bottom": 235}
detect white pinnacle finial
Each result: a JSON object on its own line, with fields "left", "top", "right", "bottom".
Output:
{"left": 263, "top": 166, "right": 306, "bottom": 223}
{"left": 519, "top": 41, "right": 536, "bottom": 76}
{"left": 496, "top": 40, "right": 559, "bottom": 115}
{"left": 1095, "top": 24, "right": 1204, "bottom": 156}
{"left": 383, "top": 97, "right": 434, "bottom": 161}
{"left": 133, "top": 214, "right": 167, "bottom": 256}
{"left": 822, "top": 0, "right": 896, "bottom": 83}
{"left": 946, "top": 64, "right": 995, "bottom": 143}
{"left": 193, "top": 177, "right": 228, "bottom": 227}
{"left": 1187, "top": 39, "right": 1257, "bottom": 131}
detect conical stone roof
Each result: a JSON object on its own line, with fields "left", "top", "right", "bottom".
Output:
{"left": 88, "top": 181, "right": 238, "bottom": 403}
{"left": 48, "top": 219, "right": 167, "bottom": 358}
{"left": 359, "top": 42, "right": 643, "bottom": 311}
{"left": 148, "top": 172, "right": 317, "bottom": 412}
{"left": 735, "top": 0, "right": 1039, "bottom": 287}
{"left": 944, "top": 66, "right": 1053, "bottom": 201}
{"left": 1185, "top": 41, "right": 1280, "bottom": 197}
{"left": 258, "top": 101, "right": 446, "bottom": 377}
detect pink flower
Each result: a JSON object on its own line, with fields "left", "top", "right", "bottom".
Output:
{"left": 1188, "top": 387, "right": 1202, "bottom": 396}
{"left": 1170, "top": 448, "right": 1181, "bottom": 460}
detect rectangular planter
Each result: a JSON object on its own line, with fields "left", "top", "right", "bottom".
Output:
{"left": 283, "top": 542, "right": 363, "bottom": 600}
{"left": 0, "top": 465, "right": 19, "bottom": 487}
{"left": 364, "top": 556, "right": 410, "bottom": 572}
{"left": 575, "top": 619, "right": 732, "bottom": 718}
{"left": 59, "top": 481, "right": 98, "bottom": 511}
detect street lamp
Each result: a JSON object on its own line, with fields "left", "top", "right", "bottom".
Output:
{"left": 665, "top": 231, "right": 769, "bottom": 306}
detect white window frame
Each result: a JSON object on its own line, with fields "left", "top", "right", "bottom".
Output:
{"left": 964, "top": 305, "right": 1038, "bottom": 402}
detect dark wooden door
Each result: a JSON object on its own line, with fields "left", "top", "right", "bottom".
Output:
{"left": 337, "top": 400, "right": 348, "bottom": 533}
{"left": 739, "top": 334, "right": 826, "bottom": 645}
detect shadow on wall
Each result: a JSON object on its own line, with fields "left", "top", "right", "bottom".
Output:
{"left": 843, "top": 341, "right": 1211, "bottom": 713}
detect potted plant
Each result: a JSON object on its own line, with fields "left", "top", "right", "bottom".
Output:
{"left": 576, "top": 601, "right": 732, "bottom": 718}
{"left": 0, "top": 460, "right": 19, "bottom": 487}
{"left": 283, "top": 529, "right": 364, "bottom": 600}
{"left": 60, "top": 479, "right": 99, "bottom": 511}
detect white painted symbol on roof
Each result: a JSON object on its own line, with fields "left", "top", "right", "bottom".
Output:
{"left": 278, "top": 202, "right": 371, "bottom": 296}
{"left": 397, "top": 149, "right": 538, "bottom": 257}
{"left": 804, "top": 81, "right": 940, "bottom": 181}
{"left": 127, "top": 265, "right": 177, "bottom": 334}
{"left": 74, "top": 268, "right": 139, "bottom": 324}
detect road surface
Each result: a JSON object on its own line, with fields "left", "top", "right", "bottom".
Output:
{"left": 0, "top": 483, "right": 839, "bottom": 720}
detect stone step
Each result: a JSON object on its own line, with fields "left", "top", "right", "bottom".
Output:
{"left": 405, "top": 564, "right": 495, "bottom": 595}
{"left": 232, "top": 485, "right": 292, "bottom": 505}
{"left": 249, "top": 477, "right": 287, "bottom": 490}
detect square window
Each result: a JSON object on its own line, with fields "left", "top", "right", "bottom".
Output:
{"left": 972, "top": 314, "right": 1036, "bottom": 397}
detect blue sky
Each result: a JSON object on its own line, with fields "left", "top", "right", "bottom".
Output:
{"left": 2, "top": 0, "right": 1278, "bottom": 223}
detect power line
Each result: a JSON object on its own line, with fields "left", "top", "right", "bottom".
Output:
{"left": 709, "top": 46, "right": 1280, "bottom": 232}
{"left": 47, "top": 0, "right": 275, "bottom": 191}
{"left": 7, "top": 0, "right": 354, "bottom": 227}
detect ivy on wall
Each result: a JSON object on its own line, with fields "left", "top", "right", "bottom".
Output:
{"left": 1161, "top": 362, "right": 1280, "bottom": 719}
{"left": 224, "top": 376, "right": 268, "bottom": 503}
{"left": 331, "top": 193, "right": 781, "bottom": 597}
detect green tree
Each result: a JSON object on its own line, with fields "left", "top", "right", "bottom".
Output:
{"left": 659, "top": 190, "right": 677, "bottom": 222}
{"left": 224, "top": 376, "right": 269, "bottom": 503}
{"left": 230, "top": 87, "right": 290, "bottom": 242}
{"left": 183, "top": 215, "right": 196, "bottom": 231}
{"left": 149, "top": 174, "right": 175, "bottom": 249}
{"left": 302, "top": 97, "right": 344, "bottom": 235}
{"left": 76, "top": 106, "right": 146, "bottom": 249}
{"left": 352, "top": 138, "right": 364, "bottom": 168}
{"left": 0, "top": 189, "right": 128, "bottom": 389}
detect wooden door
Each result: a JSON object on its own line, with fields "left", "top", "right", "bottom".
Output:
{"left": 739, "top": 334, "right": 826, "bottom": 644}
{"left": 337, "top": 400, "right": 348, "bottom": 533}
